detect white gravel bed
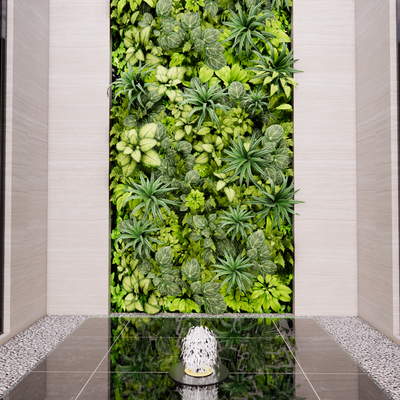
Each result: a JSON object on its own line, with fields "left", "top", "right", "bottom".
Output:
{"left": 0, "top": 315, "right": 87, "bottom": 398}
{"left": 314, "top": 316, "right": 400, "bottom": 400}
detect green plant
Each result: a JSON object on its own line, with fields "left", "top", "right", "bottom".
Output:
{"left": 249, "top": 42, "right": 301, "bottom": 97}
{"left": 222, "top": 2, "right": 275, "bottom": 57}
{"left": 185, "top": 189, "right": 205, "bottom": 212}
{"left": 242, "top": 87, "right": 269, "bottom": 116}
{"left": 215, "top": 64, "right": 250, "bottom": 89}
{"left": 247, "top": 176, "right": 303, "bottom": 229}
{"left": 109, "top": 62, "right": 156, "bottom": 110}
{"left": 271, "top": 0, "right": 292, "bottom": 13}
{"left": 212, "top": 251, "right": 255, "bottom": 294}
{"left": 179, "top": 78, "right": 232, "bottom": 130}
{"left": 250, "top": 274, "right": 291, "bottom": 312}
{"left": 219, "top": 205, "right": 255, "bottom": 240}
{"left": 116, "top": 123, "right": 162, "bottom": 174}
{"left": 221, "top": 133, "right": 271, "bottom": 187}
{"left": 118, "top": 216, "right": 162, "bottom": 257}
{"left": 123, "top": 172, "right": 178, "bottom": 223}
{"left": 150, "top": 66, "right": 185, "bottom": 102}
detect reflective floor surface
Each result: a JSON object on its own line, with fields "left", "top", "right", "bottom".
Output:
{"left": 2, "top": 317, "right": 391, "bottom": 399}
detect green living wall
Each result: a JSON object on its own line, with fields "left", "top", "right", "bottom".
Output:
{"left": 109, "top": 0, "right": 302, "bottom": 314}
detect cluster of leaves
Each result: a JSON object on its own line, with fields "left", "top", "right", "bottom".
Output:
{"left": 110, "top": 0, "right": 301, "bottom": 314}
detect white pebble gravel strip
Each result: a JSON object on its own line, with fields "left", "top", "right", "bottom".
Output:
{"left": 0, "top": 315, "right": 88, "bottom": 398}
{"left": 314, "top": 316, "right": 400, "bottom": 400}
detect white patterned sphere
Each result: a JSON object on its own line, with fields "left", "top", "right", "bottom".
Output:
{"left": 181, "top": 326, "right": 218, "bottom": 377}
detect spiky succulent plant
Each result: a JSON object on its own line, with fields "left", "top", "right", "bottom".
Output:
{"left": 212, "top": 252, "right": 255, "bottom": 294}
{"left": 242, "top": 87, "right": 270, "bottom": 116}
{"left": 247, "top": 176, "right": 304, "bottom": 229}
{"left": 123, "top": 172, "right": 178, "bottom": 223}
{"left": 222, "top": 2, "right": 275, "bottom": 57}
{"left": 179, "top": 78, "right": 232, "bottom": 131}
{"left": 249, "top": 42, "right": 302, "bottom": 97}
{"left": 109, "top": 62, "right": 156, "bottom": 110}
{"left": 118, "top": 216, "right": 162, "bottom": 257}
{"left": 270, "top": 0, "right": 291, "bottom": 12}
{"left": 219, "top": 205, "right": 255, "bottom": 240}
{"left": 221, "top": 133, "right": 271, "bottom": 187}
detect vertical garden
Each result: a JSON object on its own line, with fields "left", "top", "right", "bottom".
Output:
{"left": 109, "top": 0, "right": 301, "bottom": 314}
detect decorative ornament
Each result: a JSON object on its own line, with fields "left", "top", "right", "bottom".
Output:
{"left": 181, "top": 326, "right": 218, "bottom": 377}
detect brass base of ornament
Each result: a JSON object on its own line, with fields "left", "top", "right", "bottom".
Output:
{"left": 184, "top": 366, "right": 213, "bottom": 377}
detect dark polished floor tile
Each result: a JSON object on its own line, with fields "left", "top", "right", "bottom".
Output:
{"left": 275, "top": 318, "right": 364, "bottom": 374}
{"left": 2, "top": 371, "right": 91, "bottom": 400}
{"left": 305, "top": 373, "right": 390, "bottom": 400}
{"left": 78, "top": 371, "right": 316, "bottom": 400}
{"left": 33, "top": 335, "right": 111, "bottom": 372}
{"left": 68, "top": 317, "right": 129, "bottom": 338}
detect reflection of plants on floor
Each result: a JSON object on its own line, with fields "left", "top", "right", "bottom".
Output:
{"left": 110, "top": 0, "right": 301, "bottom": 314}
{"left": 109, "top": 317, "right": 299, "bottom": 399}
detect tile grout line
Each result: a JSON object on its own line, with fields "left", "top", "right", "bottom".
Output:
{"left": 74, "top": 317, "right": 132, "bottom": 400}
{"left": 272, "top": 319, "right": 322, "bottom": 400}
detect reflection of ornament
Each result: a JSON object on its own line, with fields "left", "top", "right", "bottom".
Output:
{"left": 179, "top": 385, "right": 218, "bottom": 400}
{"left": 181, "top": 326, "right": 218, "bottom": 377}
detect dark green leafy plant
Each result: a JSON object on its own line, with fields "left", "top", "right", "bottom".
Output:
{"left": 219, "top": 205, "right": 255, "bottom": 240}
{"left": 212, "top": 252, "right": 255, "bottom": 294}
{"left": 242, "top": 87, "right": 270, "bottom": 116}
{"left": 118, "top": 216, "right": 162, "bottom": 257}
{"left": 247, "top": 176, "right": 303, "bottom": 229}
{"left": 222, "top": 2, "right": 275, "bottom": 57}
{"left": 109, "top": 62, "right": 156, "bottom": 110}
{"left": 123, "top": 172, "right": 178, "bottom": 223}
{"left": 249, "top": 42, "right": 302, "bottom": 97}
{"left": 221, "top": 133, "right": 271, "bottom": 187}
{"left": 179, "top": 78, "right": 232, "bottom": 130}
{"left": 271, "top": 0, "right": 292, "bottom": 13}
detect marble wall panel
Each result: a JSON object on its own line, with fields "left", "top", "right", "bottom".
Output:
{"left": 46, "top": 0, "right": 110, "bottom": 315}
{"left": 293, "top": 0, "right": 358, "bottom": 315}
{"left": 356, "top": 0, "right": 400, "bottom": 344}
{"left": 0, "top": 0, "right": 49, "bottom": 345}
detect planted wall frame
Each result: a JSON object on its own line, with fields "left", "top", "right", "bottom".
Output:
{"left": 109, "top": 0, "right": 301, "bottom": 314}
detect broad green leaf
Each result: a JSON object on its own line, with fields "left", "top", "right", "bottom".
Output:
{"left": 166, "top": 32, "right": 182, "bottom": 49}
{"left": 274, "top": 154, "right": 290, "bottom": 170}
{"left": 170, "top": 53, "right": 185, "bottom": 67}
{"left": 185, "top": 169, "right": 200, "bottom": 185}
{"left": 181, "top": 12, "right": 200, "bottom": 30}
{"left": 123, "top": 115, "right": 137, "bottom": 127}
{"left": 122, "top": 276, "right": 134, "bottom": 293}
{"left": 145, "top": 302, "right": 160, "bottom": 314}
{"left": 190, "top": 230, "right": 202, "bottom": 241}
{"left": 117, "top": 0, "right": 127, "bottom": 16}
{"left": 138, "top": 260, "right": 152, "bottom": 275}
{"left": 193, "top": 38, "right": 205, "bottom": 52}
{"left": 203, "top": 42, "right": 224, "bottom": 58}
{"left": 198, "top": 66, "right": 214, "bottom": 83}
{"left": 259, "top": 261, "right": 277, "bottom": 276}
{"left": 204, "top": 293, "right": 224, "bottom": 306}
{"left": 166, "top": 282, "right": 181, "bottom": 296}
{"left": 224, "top": 187, "right": 235, "bottom": 202}
{"left": 204, "top": 0, "right": 218, "bottom": 17}
{"left": 139, "top": 123, "right": 157, "bottom": 139}
{"left": 194, "top": 294, "right": 205, "bottom": 306}
{"left": 205, "top": 54, "right": 226, "bottom": 71}
{"left": 156, "top": 0, "right": 172, "bottom": 16}
{"left": 155, "top": 246, "right": 172, "bottom": 267}
{"left": 141, "top": 150, "right": 161, "bottom": 167}
{"left": 202, "top": 281, "right": 220, "bottom": 297}
{"left": 248, "top": 230, "right": 265, "bottom": 250}
{"left": 247, "top": 248, "right": 258, "bottom": 260}
{"left": 139, "top": 137, "right": 157, "bottom": 152}
{"left": 228, "top": 81, "right": 246, "bottom": 102}
{"left": 195, "top": 153, "right": 209, "bottom": 164}
{"left": 201, "top": 28, "right": 221, "bottom": 45}
{"left": 258, "top": 245, "right": 271, "bottom": 260}
{"left": 216, "top": 180, "right": 226, "bottom": 191}
{"left": 190, "top": 281, "right": 201, "bottom": 294}
{"left": 265, "top": 124, "right": 284, "bottom": 142}
{"left": 193, "top": 216, "right": 207, "bottom": 229}
{"left": 275, "top": 103, "right": 293, "bottom": 110}
{"left": 190, "top": 26, "right": 202, "bottom": 41}
{"left": 182, "top": 258, "right": 201, "bottom": 280}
